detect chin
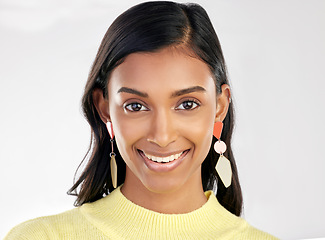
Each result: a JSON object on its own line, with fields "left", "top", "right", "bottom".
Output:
{"left": 140, "top": 174, "right": 188, "bottom": 194}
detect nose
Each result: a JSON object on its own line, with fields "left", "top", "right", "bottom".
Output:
{"left": 146, "top": 109, "right": 177, "bottom": 148}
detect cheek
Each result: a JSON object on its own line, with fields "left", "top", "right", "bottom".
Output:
{"left": 179, "top": 112, "right": 215, "bottom": 161}
{"left": 194, "top": 123, "right": 214, "bottom": 161}
{"left": 110, "top": 109, "right": 145, "bottom": 156}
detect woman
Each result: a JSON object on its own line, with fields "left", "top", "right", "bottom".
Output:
{"left": 5, "top": 1, "right": 278, "bottom": 239}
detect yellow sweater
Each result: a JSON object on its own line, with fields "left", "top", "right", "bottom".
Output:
{"left": 5, "top": 186, "right": 278, "bottom": 239}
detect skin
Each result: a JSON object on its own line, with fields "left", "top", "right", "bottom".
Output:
{"left": 94, "top": 47, "right": 230, "bottom": 214}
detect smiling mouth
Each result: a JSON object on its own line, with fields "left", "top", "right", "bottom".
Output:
{"left": 138, "top": 150, "right": 188, "bottom": 163}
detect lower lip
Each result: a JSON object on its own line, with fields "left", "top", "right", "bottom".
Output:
{"left": 139, "top": 150, "right": 189, "bottom": 173}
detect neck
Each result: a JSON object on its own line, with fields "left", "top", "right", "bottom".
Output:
{"left": 120, "top": 167, "right": 207, "bottom": 214}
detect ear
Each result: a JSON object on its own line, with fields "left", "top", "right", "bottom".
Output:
{"left": 92, "top": 88, "right": 110, "bottom": 123}
{"left": 215, "top": 84, "right": 231, "bottom": 122}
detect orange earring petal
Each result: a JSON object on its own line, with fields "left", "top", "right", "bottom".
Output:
{"left": 213, "top": 121, "right": 223, "bottom": 140}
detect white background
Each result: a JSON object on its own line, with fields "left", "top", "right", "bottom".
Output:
{"left": 1, "top": 0, "right": 324, "bottom": 239}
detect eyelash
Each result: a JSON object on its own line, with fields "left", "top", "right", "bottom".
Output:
{"left": 124, "top": 99, "right": 200, "bottom": 112}
{"left": 175, "top": 99, "right": 200, "bottom": 111}
{"left": 124, "top": 102, "right": 149, "bottom": 112}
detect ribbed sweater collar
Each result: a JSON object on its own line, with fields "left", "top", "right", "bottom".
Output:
{"left": 80, "top": 186, "right": 244, "bottom": 239}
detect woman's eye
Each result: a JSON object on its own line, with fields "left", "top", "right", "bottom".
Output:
{"left": 125, "top": 102, "right": 148, "bottom": 112}
{"left": 176, "top": 100, "right": 200, "bottom": 110}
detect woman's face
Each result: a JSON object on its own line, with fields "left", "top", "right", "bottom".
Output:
{"left": 107, "top": 47, "right": 218, "bottom": 194}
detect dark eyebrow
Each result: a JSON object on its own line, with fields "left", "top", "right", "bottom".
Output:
{"left": 117, "top": 87, "right": 148, "bottom": 98}
{"left": 171, "top": 86, "right": 206, "bottom": 98}
{"left": 117, "top": 86, "right": 206, "bottom": 98}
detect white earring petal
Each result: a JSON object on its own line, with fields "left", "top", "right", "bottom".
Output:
{"left": 214, "top": 140, "right": 227, "bottom": 154}
{"left": 106, "top": 121, "right": 114, "bottom": 139}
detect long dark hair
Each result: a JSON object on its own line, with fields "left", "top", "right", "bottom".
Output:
{"left": 68, "top": 1, "right": 243, "bottom": 216}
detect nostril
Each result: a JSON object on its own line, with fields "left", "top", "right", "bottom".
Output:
{"left": 146, "top": 136, "right": 177, "bottom": 148}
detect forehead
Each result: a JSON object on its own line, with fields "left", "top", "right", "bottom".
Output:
{"left": 109, "top": 47, "right": 215, "bottom": 92}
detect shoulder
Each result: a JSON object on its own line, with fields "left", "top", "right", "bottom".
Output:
{"left": 203, "top": 191, "right": 279, "bottom": 239}
{"left": 217, "top": 210, "right": 279, "bottom": 239}
{"left": 4, "top": 208, "right": 84, "bottom": 240}
{"left": 237, "top": 221, "right": 279, "bottom": 240}
{"left": 217, "top": 213, "right": 279, "bottom": 239}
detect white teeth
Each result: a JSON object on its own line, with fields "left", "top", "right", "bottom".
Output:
{"left": 143, "top": 152, "right": 183, "bottom": 163}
